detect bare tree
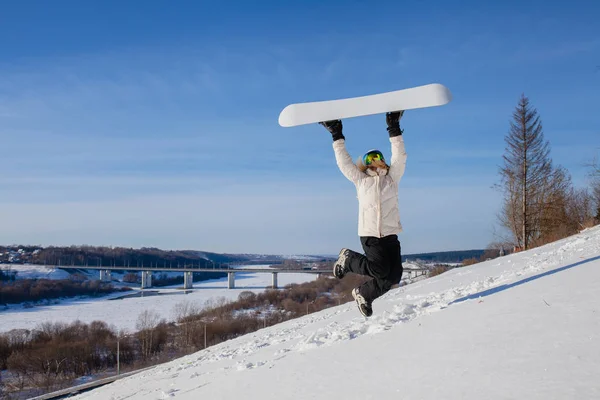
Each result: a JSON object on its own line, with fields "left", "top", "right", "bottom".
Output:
{"left": 499, "top": 94, "right": 553, "bottom": 249}
{"left": 588, "top": 155, "right": 600, "bottom": 222}
{"left": 172, "top": 301, "right": 200, "bottom": 348}
{"left": 533, "top": 165, "right": 574, "bottom": 244}
{"left": 172, "top": 301, "right": 199, "bottom": 323}
{"left": 594, "top": 182, "right": 600, "bottom": 222}
{"left": 565, "top": 187, "right": 596, "bottom": 229}
{"left": 136, "top": 310, "right": 162, "bottom": 359}
{"left": 6, "top": 351, "right": 32, "bottom": 392}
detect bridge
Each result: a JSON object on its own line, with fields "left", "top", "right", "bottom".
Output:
{"left": 57, "top": 265, "right": 331, "bottom": 289}
{"left": 53, "top": 265, "right": 428, "bottom": 289}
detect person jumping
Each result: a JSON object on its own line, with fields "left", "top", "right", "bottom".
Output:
{"left": 320, "top": 111, "right": 407, "bottom": 317}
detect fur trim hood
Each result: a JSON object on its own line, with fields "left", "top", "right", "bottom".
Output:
{"left": 355, "top": 155, "right": 390, "bottom": 175}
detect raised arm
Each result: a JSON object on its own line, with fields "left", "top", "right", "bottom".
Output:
{"left": 386, "top": 111, "right": 407, "bottom": 182}
{"left": 320, "top": 120, "right": 364, "bottom": 184}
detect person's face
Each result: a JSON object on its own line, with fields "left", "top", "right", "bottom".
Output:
{"left": 369, "top": 159, "right": 387, "bottom": 170}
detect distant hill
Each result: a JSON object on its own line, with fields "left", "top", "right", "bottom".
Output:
{"left": 403, "top": 250, "right": 486, "bottom": 264}
{"left": 0, "top": 245, "right": 288, "bottom": 268}
{"left": 1, "top": 245, "right": 487, "bottom": 268}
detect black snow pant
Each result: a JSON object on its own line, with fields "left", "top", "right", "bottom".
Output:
{"left": 345, "top": 235, "right": 404, "bottom": 303}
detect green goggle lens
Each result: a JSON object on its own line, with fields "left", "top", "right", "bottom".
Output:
{"left": 363, "top": 151, "right": 384, "bottom": 166}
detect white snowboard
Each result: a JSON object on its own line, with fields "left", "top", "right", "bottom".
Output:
{"left": 278, "top": 83, "right": 452, "bottom": 127}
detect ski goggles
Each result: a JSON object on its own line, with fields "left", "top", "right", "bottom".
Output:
{"left": 363, "top": 150, "right": 385, "bottom": 166}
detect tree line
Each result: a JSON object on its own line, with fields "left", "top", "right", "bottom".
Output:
{"left": 0, "top": 245, "right": 275, "bottom": 268}
{"left": 0, "top": 279, "right": 130, "bottom": 305}
{"left": 497, "top": 94, "right": 599, "bottom": 250}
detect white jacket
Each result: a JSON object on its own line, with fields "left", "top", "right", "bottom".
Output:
{"left": 333, "top": 136, "right": 407, "bottom": 238}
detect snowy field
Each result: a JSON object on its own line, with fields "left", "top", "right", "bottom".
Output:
{"left": 0, "top": 265, "right": 319, "bottom": 333}
{"left": 0, "top": 264, "right": 75, "bottom": 280}
{"left": 68, "top": 226, "right": 600, "bottom": 400}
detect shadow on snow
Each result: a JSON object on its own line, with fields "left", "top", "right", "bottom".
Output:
{"left": 450, "top": 254, "right": 600, "bottom": 305}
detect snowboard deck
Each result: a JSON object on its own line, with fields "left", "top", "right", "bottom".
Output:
{"left": 278, "top": 83, "right": 452, "bottom": 127}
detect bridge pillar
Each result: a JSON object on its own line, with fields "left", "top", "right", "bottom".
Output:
{"left": 183, "top": 271, "right": 193, "bottom": 289}
{"left": 99, "top": 270, "right": 112, "bottom": 282}
{"left": 141, "top": 271, "right": 153, "bottom": 289}
{"left": 228, "top": 272, "right": 235, "bottom": 289}
{"left": 271, "top": 272, "right": 278, "bottom": 289}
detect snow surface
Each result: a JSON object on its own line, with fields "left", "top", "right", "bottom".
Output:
{"left": 69, "top": 226, "right": 600, "bottom": 400}
{"left": 0, "top": 265, "right": 318, "bottom": 333}
{"left": 0, "top": 263, "right": 74, "bottom": 280}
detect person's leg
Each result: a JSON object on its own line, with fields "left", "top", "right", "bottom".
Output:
{"left": 332, "top": 239, "right": 375, "bottom": 279}
{"left": 358, "top": 235, "right": 403, "bottom": 302}
{"left": 384, "top": 236, "right": 404, "bottom": 286}
{"left": 335, "top": 236, "right": 404, "bottom": 317}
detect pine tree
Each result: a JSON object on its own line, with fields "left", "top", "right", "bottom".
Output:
{"left": 499, "top": 94, "right": 552, "bottom": 249}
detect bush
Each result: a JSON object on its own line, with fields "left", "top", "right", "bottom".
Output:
{"left": 429, "top": 265, "right": 452, "bottom": 277}
{"left": 0, "top": 335, "right": 10, "bottom": 369}
{"left": 0, "top": 279, "right": 130, "bottom": 304}
{"left": 238, "top": 291, "right": 256, "bottom": 302}
{"left": 123, "top": 273, "right": 139, "bottom": 283}
{"left": 462, "top": 258, "right": 479, "bottom": 267}
{"left": 281, "top": 298, "right": 303, "bottom": 315}
{"left": 0, "top": 268, "right": 16, "bottom": 282}
{"left": 152, "top": 273, "right": 184, "bottom": 287}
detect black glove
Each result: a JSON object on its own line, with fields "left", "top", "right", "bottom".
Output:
{"left": 386, "top": 111, "right": 404, "bottom": 137}
{"left": 319, "top": 119, "right": 345, "bottom": 142}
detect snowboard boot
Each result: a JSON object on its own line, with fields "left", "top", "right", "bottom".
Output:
{"left": 352, "top": 287, "right": 373, "bottom": 317}
{"left": 333, "top": 248, "right": 351, "bottom": 279}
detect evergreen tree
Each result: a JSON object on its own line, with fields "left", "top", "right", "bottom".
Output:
{"left": 499, "top": 94, "right": 552, "bottom": 249}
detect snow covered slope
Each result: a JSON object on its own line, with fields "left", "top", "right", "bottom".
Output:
{"left": 73, "top": 227, "right": 600, "bottom": 400}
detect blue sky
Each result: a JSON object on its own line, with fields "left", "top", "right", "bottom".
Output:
{"left": 1, "top": 0, "right": 598, "bottom": 255}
